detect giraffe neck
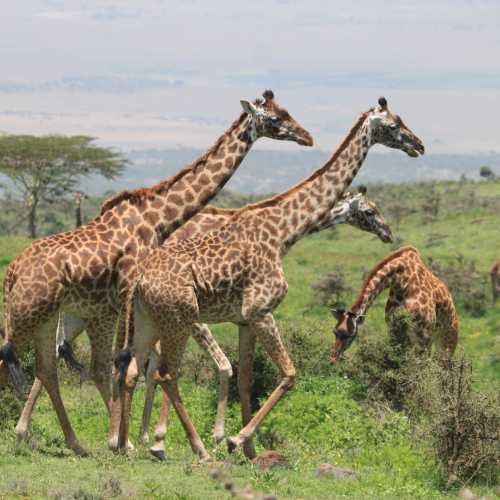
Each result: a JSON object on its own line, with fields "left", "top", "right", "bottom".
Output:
{"left": 102, "top": 113, "right": 256, "bottom": 245}
{"left": 248, "top": 112, "right": 372, "bottom": 253}
{"left": 351, "top": 247, "right": 418, "bottom": 315}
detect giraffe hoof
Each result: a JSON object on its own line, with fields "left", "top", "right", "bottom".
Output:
{"left": 213, "top": 432, "right": 224, "bottom": 445}
{"left": 150, "top": 448, "right": 167, "bottom": 461}
{"left": 226, "top": 437, "right": 239, "bottom": 454}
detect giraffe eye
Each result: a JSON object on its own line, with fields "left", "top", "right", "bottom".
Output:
{"left": 390, "top": 123, "right": 398, "bottom": 130}
{"left": 365, "top": 209, "right": 375, "bottom": 216}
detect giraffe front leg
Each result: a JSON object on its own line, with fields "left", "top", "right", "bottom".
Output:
{"left": 192, "top": 323, "right": 233, "bottom": 444}
{"left": 35, "top": 319, "right": 89, "bottom": 457}
{"left": 15, "top": 377, "right": 43, "bottom": 441}
{"left": 139, "top": 349, "right": 159, "bottom": 444}
{"left": 142, "top": 347, "right": 173, "bottom": 461}
{"left": 227, "top": 313, "right": 295, "bottom": 454}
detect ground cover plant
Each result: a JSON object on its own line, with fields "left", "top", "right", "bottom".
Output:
{"left": 0, "top": 179, "right": 498, "bottom": 499}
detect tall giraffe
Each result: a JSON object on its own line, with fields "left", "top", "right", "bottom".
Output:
{"left": 331, "top": 245, "right": 458, "bottom": 362}
{"left": 23, "top": 188, "right": 392, "bottom": 458}
{"left": 491, "top": 260, "right": 500, "bottom": 304}
{"left": 0, "top": 90, "right": 313, "bottom": 456}
{"left": 114, "top": 97, "right": 424, "bottom": 460}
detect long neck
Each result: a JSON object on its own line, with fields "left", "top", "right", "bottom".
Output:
{"left": 351, "top": 258, "right": 402, "bottom": 316}
{"left": 256, "top": 113, "right": 372, "bottom": 252}
{"left": 139, "top": 113, "right": 255, "bottom": 243}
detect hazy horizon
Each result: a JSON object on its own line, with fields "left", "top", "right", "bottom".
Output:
{"left": 2, "top": 1, "right": 500, "bottom": 155}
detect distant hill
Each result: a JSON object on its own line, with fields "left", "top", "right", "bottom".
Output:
{"left": 62, "top": 148, "right": 500, "bottom": 195}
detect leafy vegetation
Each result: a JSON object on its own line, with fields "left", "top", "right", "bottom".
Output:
{"left": 0, "top": 178, "right": 498, "bottom": 499}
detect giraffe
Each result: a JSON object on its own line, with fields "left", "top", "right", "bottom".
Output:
{"left": 491, "top": 260, "right": 500, "bottom": 304}
{"left": 113, "top": 97, "right": 424, "bottom": 461}
{"left": 0, "top": 90, "right": 313, "bottom": 456}
{"left": 330, "top": 245, "right": 458, "bottom": 363}
{"left": 17, "top": 186, "right": 394, "bottom": 459}
{"left": 73, "top": 191, "right": 88, "bottom": 228}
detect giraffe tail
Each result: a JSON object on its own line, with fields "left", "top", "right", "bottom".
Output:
{"left": 58, "top": 340, "right": 87, "bottom": 377}
{"left": 114, "top": 278, "right": 140, "bottom": 388}
{"left": 0, "top": 342, "right": 26, "bottom": 400}
{"left": 1, "top": 265, "right": 26, "bottom": 399}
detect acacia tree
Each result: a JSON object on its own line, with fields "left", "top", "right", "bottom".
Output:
{"left": 0, "top": 135, "right": 127, "bottom": 238}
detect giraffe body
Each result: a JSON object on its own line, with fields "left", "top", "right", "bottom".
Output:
{"left": 1, "top": 91, "right": 313, "bottom": 455}
{"left": 114, "top": 98, "right": 424, "bottom": 459}
{"left": 331, "top": 245, "right": 459, "bottom": 362}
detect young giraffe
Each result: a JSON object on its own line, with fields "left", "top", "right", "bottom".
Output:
{"left": 331, "top": 245, "right": 458, "bottom": 363}
{"left": 114, "top": 97, "right": 424, "bottom": 460}
{"left": 18, "top": 187, "right": 393, "bottom": 459}
{"left": 491, "top": 260, "right": 500, "bottom": 304}
{"left": 0, "top": 90, "right": 313, "bottom": 456}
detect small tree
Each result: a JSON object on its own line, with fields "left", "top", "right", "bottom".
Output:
{"left": 0, "top": 135, "right": 126, "bottom": 238}
{"left": 479, "top": 165, "right": 496, "bottom": 181}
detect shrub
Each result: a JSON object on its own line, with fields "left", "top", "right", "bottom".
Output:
{"left": 408, "top": 351, "right": 499, "bottom": 485}
{"left": 310, "top": 268, "right": 353, "bottom": 308}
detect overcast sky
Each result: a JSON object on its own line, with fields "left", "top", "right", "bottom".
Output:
{"left": 1, "top": 0, "right": 499, "bottom": 154}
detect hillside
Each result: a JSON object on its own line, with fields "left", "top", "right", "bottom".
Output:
{"left": 0, "top": 179, "right": 498, "bottom": 499}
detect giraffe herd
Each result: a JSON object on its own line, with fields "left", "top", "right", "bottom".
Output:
{"left": 0, "top": 90, "right": 493, "bottom": 463}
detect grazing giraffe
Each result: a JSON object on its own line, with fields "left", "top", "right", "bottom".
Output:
{"left": 331, "top": 245, "right": 458, "bottom": 363}
{"left": 0, "top": 90, "right": 313, "bottom": 456}
{"left": 114, "top": 97, "right": 424, "bottom": 461}
{"left": 491, "top": 260, "right": 500, "bottom": 304}
{"left": 17, "top": 187, "right": 394, "bottom": 459}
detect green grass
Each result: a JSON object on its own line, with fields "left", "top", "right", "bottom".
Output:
{"left": 0, "top": 179, "right": 499, "bottom": 499}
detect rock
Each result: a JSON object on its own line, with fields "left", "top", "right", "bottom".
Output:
{"left": 252, "top": 451, "right": 290, "bottom": 470}
{"left": 458, "top": 488, "right": 476, "bottom": 500}
{"left": 316, "top": 463, "right": 359, "bottom": 480}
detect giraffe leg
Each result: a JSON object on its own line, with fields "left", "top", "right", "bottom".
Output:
{"left": 156, "top": 331, "right": 210, "bottom": 462}
{"left": 16, "top": 313, "right": 87, "bottom": 441}
{"left": 227, "top": 313, "right": 295, "bottom": 454}
{"left": 109, "top": 305, "right": 157, "bottom": 452}
{"left": 35, "top": 318, "right": 89, "bottom": 457}
{"left": 86, "top": 314, "right": 117, "bottom": 414}
{"left": 192, "top": 323, "right": 232, "bottom": 444}
{"left": 149, "top": 389, "right": 171, "bottom": 461}
{"left": 237, "top": 323, "right": 257, "bottom": 459}
{"left": 141, "top": 347, "right": 173, "bottom": 461}
{"left": 15, "top": 377, "right": 43, "bottom": 441}
{"left": 138, "top": 349, "right": 159, "bottom": 444}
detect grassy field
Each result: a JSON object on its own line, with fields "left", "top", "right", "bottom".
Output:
{"left": 0, "top": 179, "right": 498, "bottom": 499}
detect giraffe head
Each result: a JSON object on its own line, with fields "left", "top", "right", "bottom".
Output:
{"left": 342, "top": 187, "right": 394, "bottom": 243}
{"left": 329, "top": 308, "right": 364, "bottom": 363}
{"left": 240, "top": 90, "right": 314, "bottom": 146}
{"left": 367, "top": 97, "right": 425, "bottom": 157}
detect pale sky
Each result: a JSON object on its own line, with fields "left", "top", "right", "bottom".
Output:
{"left": 1, "top": 0, "right": 499, "bottom": 153}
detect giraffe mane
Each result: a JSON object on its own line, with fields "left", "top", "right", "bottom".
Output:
{"left": 236, "top": 111, "right": 370, "bottom": 213}
{"left": 351, "top": 245, "right": 419, "bottom": 311}
{"left": 99, "top": 112, "right": 249, "bottom": 215}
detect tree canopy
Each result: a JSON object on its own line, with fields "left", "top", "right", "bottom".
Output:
{"left": 0, "top": 134, "right": 127, "bottom": 237}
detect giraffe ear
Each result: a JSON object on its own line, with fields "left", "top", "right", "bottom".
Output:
{"left": 240, "top": 100, "right": 257, "bottom": 116}
{"left": 330, "top": 307, "right": 345, "bottom": 321}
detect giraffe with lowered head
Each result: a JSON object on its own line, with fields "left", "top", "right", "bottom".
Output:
{"left": 114, "top": 97, "right": 424, "bottom": 460}
{"left": 0, "top": 90, "right": 313, "bottom": 456}
{"left": 331, "top": 245, "right": 458, "bottom": 363}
